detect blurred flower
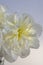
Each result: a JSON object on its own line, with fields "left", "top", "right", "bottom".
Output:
{"left": 0, "top": 5, "right": 42, "bottom": 63}
{"left": 2, "top": 13, "right": 42, "bottom": 62}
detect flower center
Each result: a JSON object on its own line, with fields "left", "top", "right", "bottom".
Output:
{"left": 17, "top": 24, "right": 28, "bottom": 41}
{"left": 18, "top": 28, "right": 23, "bottom": 41}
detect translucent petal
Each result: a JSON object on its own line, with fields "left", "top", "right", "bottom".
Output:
{"left": 0, "top": 5, "right": 6, "bottom": 13}
{"left": 2, "top": 32, "right": 16, "bottom": 51}
{"left": 20, "top": 48, "right": 30, "bottom": 58}
{"left": 24, "top": 22, "right": 42, "bottom": 38}
{"left": 27, "top": 27, "right": 36, "bottom": 36}
{"left": 18, "top": 14, "right": 33, "bottom": 27}
{"left": 0, "top": 6, "right": 6, "bottom": 29}
{"left": 23, "top": 25, "right": 36, "bottom": 38}
{"left": 18, "top": 14, "right": 42, "bottom": 37}
{"left": 28, "top": 37, "right": 40, "bottom": 49}
{"left": 2, "top": 46, "right": 18, "bottom": 62}
{"left": 19, "top": 39, "right": 30, "bottom": 58}
{"left": 7, "top": 13, "right": 17, "bottom": 27}
{"left": 32, "top": 23, "right": 42, "bottom": 37}
{"left": 2, "top": 37, "right": 19, "bottom": 62}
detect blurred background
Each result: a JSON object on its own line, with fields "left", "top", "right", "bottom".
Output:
{"left": 0, "top": 0, "right": 43, "bottom": 65}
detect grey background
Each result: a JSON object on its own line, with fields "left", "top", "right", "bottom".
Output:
{"left": 0, "top": 0, "right": 43, "bottom": 65}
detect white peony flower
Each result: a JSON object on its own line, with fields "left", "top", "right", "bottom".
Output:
{"left": 0, "top": 6, "right": 42, "bottom": 63}
{"left": 2, "top": 14, "right": 42, "bottom": 62}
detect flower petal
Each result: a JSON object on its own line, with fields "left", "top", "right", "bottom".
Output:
{"left": 0, "top": 5, "right": 6, "bottom": 12}
{"left": 20, "top": 48, "right": 30, "bottom": 58}
{"left": 7, "top": 13, "right": 17, "bottom": 27}
{"left": 32, "top": 23, "right": 42, "bottom": 37}
{"left": 2, "top": 46, "right": 18, "bottom": 62}
{"left": 28, "top": 37, "right": 40, "bottom": 49}
{"left": 19, "top": 39, "right": 30, "bottom": 58}
{"left": 18, "top": 14, "right": 33, "bottom": 27}
{"left": 2, "top": 32, "right": 18, "bottom": 62}
{"left": 0, "top": 6, "right": 7, "bottom": 29}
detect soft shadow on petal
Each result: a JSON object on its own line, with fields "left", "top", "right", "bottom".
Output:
{"left": 7, "top": 13, "right": 17, "bottom": 27}
{"left": 2, "top": 46, "right": 18, "bottom": 63}
{"left": 20, "top": 48, "right": 30, "bottom": 58}
{"left": 28, "top": 37, "right": 40, "bottom": 49}
{"left": 19, "top": 39, "right": 30, "bottom": 58}
{"left": 32, "top": 23, "right": 42, "bottom": 37}
{"left": 18, "top": 14, "right": 33, "bottom": 27}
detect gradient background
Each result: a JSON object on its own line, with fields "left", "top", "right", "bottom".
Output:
{"left": 0, "top": 0, "right": 43, "bottom": 65}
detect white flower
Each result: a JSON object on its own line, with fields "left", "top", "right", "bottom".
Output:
{"left": 1, "top": 13, "right": 42, "bottom": 63}
{"left": 0, "top": 6, "right": 42, "bottom": 63}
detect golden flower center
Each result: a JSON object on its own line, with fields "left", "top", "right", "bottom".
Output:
{"left": 18, "top": 28, "right": 23, "bottom": 41}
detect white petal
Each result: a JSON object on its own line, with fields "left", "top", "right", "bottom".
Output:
{"left": 28, "top": 27, "right": 36, "bottom": 35}
{"left": 0, "top": 5, "right": 6, "bottom": 12}
{"left": 7, "top": 13, "right": 17, "bottom": 26}
{"left": 28, "top": 37, "right": 40, "bottom": 49}
{"left": 18, "top": 14, "right": 42, "bottom": 37}
{"left": 18, "top": 14, "right": 33, "bottom": 27}
{"left": 2, "top": 32, "right": 19, "bottom": 62}
{"left": 20, "top": 48, "right": 30, "bottom": 58}
{"left": 2, "top": 46, "right": 18, "bottom": 62}
{"left": 19, "top": 39, "right": 30, "bottom": 58}
{"left": 32, "top": 23, "right": 42, "bottom": 37}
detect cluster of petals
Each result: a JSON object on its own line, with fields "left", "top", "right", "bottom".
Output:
{"left": 0, "top": 5, "right": 42, "bottom": 62}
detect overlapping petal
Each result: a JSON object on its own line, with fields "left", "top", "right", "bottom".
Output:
{"left": 2, "top": 46, "right": 18, "bottom": 62}
{"left": 0, "top": 5, "right": 7, "bottom": 30}
{"left": 19, "top": 39, "right": 30, "bottom": 58}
